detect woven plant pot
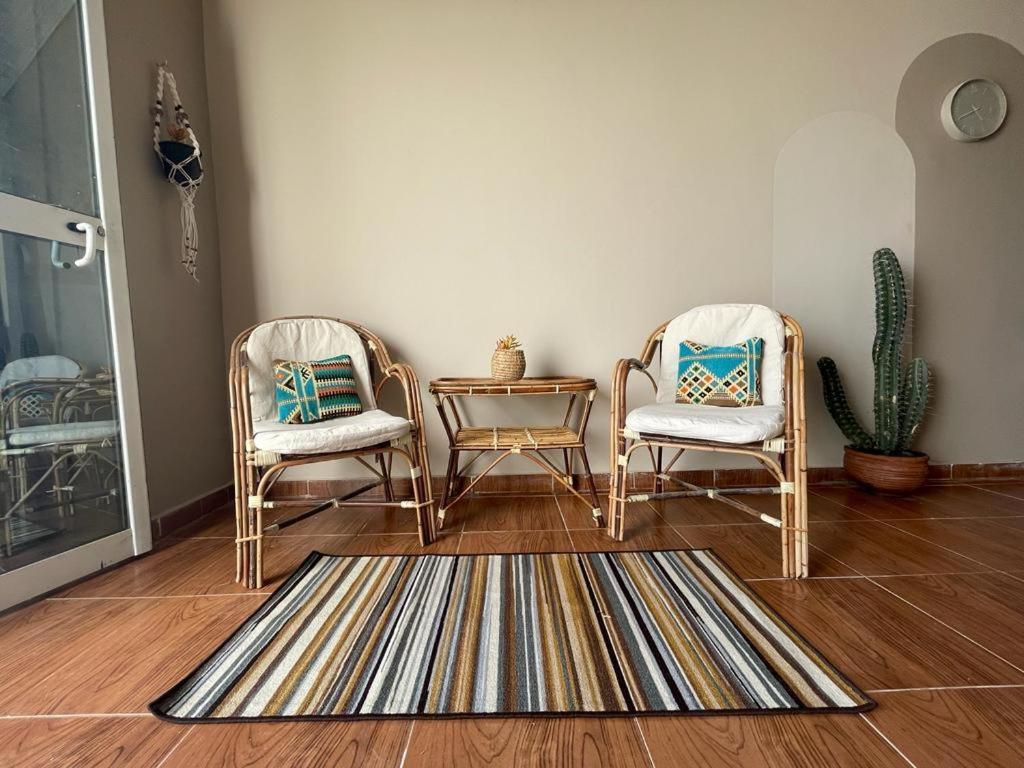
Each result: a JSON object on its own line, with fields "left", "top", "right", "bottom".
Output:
{"left": 490, "top": 348, "right": 526, "bottom": 381}
{"left": 844, "top": 446, "right": 929, "bottom": 494}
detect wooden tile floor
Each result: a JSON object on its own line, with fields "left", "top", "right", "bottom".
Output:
{"left": 2, "top": 481, "right": 1024, "bottom": 766}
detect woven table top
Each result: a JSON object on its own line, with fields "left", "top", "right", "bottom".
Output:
{"left": 428, "top": 376, "right": 596, "bottom": 396}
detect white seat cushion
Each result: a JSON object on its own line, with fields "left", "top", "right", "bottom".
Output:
{"left": 252, "top": 410, "right": 410, "bottom": 455}
{"left": 6, "top": 420, "right": 119, "bottom": 447}
{"left": 625, "top": 403, "right": 785, "bottom": 444}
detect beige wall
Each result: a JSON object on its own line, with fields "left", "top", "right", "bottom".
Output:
{"left": 203, "top": 0, "right": 1024, "bottom": 477}
{"left": 897, "top": 34, "right": 1024, "bottom": 465}
{"left": 773, "top": 112, "right": 915, "bottom": 466}
{"left": 106, "top": 0, "right": 232, "bottom": 515}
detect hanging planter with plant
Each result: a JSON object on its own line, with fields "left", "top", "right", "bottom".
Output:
{"left": 152, "top": 63, "right": 204, "bottom": 280}
{"left": 817, "top": 248, "right": 932, "bottom": 493}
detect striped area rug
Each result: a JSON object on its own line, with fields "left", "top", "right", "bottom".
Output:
{"left": 151, "top": 549, "right": 872, "bottom": 721}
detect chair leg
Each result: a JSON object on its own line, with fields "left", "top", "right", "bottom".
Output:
{"left": 606, "top": 461, "right": 619, "bottom": 538}
{"left": 246, "top": 468, "right": 263, "bottom": 590}
{"left": 407, "top": 449, "right": 433, "bottom": 547}
{"left": 780, "top": 484, "right": 795, "bottom": 579}
{"left": 608, "top": 450, "right": 630, "bottom": 541}
{"left": 232, "top": 450, "right": 244, "bottom": 584}
{"left": 795, "top": 468, "right": 809, "bottom": 578}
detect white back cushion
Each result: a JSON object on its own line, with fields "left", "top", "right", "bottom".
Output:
{"left": 657, "top": 304, "right": 786, "bottom": 406}
{"left": 0, "top": 355, "right": 83, "bottom": 390}
{"left": 245, "top": 318, "right": 376, "bottom": 422}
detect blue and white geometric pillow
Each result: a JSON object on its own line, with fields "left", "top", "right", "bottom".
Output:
{"left": 676, "top": 338, "right": 763, "bottom": 407}
{"left": 274, "top": 354, "right": 363, "bottom": 424}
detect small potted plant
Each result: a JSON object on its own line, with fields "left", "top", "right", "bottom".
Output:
{"left": 491, "top": 335, "right": 526, "bottom": 381}
{"left": 818, "top": 248, "right": 932, "bottom": 493}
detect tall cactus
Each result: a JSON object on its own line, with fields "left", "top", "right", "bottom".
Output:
{"left": 871, "top": 249, "right": 906, "bottom": 452}
{"left": 817, "top": 248, "right": 931, "bottom": 454}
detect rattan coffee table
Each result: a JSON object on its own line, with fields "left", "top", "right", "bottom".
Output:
{"left": 428, "top": 377, "right": 605, "bottom": 530}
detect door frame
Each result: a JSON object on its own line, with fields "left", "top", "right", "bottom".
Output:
{"left": 0, "top": 0, "right": 151, "bottom": 610}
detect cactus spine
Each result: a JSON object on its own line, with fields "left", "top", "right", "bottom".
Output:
{"left": 818, "top": 248, "right": 931, "bottom": 455}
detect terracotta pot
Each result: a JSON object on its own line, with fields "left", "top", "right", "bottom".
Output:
{"left": 843, "top": 446, "right": 929, "bottom": 494}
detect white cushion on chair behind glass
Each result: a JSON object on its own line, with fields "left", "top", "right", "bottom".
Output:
{"left": 245, "top": 318, "right": 377, "bottom": 422}
{"left": 0, "top": 355, "right": 83, "bottom": 389}
{"left": 657, "top": 304, "right": 786, "bottom": 406}
{"left": 6, "top": 420, "right": 119, "bottom": 447}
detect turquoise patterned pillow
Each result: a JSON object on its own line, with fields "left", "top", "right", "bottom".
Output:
{"left": 676, "top": 338, "right": 763, "bottom": 407}
{"left": 274, "top": 355, "right": 363, "bottom": 424}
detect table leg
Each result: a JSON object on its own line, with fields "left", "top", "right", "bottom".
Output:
{"left": 437, "top": 450, "right": 458, "bottom": 531}
{"left": 577, "top": 446, "right": 605, "bottom": 528}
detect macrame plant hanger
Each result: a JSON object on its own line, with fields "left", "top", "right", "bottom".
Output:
{"left": 153, "top": 63, "right": 204, "bottom": 280}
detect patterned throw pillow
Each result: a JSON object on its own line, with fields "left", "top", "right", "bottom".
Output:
{"left": 274, "top": 355, "right": 363, "bottom": 424}
{"left": 676, "top": 338, "right": 763, "bottom": 407}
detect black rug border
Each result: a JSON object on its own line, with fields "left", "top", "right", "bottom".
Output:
{"left": 149, "top": 548, "right": 877, "bottom": 724}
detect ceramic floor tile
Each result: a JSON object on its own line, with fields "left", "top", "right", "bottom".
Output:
{"left": 810, "top": 520, "right": 986, "bottom": 576}
{"left": 458, "top": 495, "right": 570, "bottom": 532}
{"left": 0, "top": 716, "right": 187, "bottom": 768}
{"left": 676, "top": 523, "right": 854, "bottom": 579}
{"left": 570, "top": 526, "right": 689, "bottom": 552}
{"left": 638, "top": 712, "right": 908, "bottom": 767}
{"left": 406, "top": 717, "right": 651, "bottom": 768}
{"left": 886, "top": 517, "right": 1024, "bottom": 572}
{"left": 866, "top": 688, "right": 1024, "bottom": 768}
{"left": 459, "top": 530, "right": 575, "bottom": 554}
{"left": 0, "top": 596, "right": 264, "bottom": 715}
{"left": 164, "top": 720, "right": 411, "bottom": 768}
{"left": 752, "top": 578, "right": 1024, "bottom": 690}
{"left": 870, "top": 572, "right": 1024, "bottom": 668}
{"left": 816, "top": 484, "right": 1024, "bottom": 520}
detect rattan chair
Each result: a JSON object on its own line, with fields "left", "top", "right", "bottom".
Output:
{"left": 230, "top": 317, "right": 434, "bottom": 588}
{"left": 608, "top": 304, "right": 808, "bottom": 578}
{"left": 0, "top": 355, "right": 121, "bottom": 555}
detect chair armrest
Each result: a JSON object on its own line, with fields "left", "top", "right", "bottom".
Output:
{"left": 378, "top": 363, "right": 420, "bottom": 420}
{"left": 378, "top": 362, "right": 433, "bottom": 497}
{"left": 610, "top": 357, "right": 659, "bottom": 471}
{"left": 611, "top": 358, "right": 658, "bottom": 404}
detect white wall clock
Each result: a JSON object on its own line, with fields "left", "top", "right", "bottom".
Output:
{"left": 940, "top": 78, "right": 1008, "bottom": 141}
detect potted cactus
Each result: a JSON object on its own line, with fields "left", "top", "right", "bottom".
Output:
{"left": 817, "top": 248, "right": 932, "bottom": 493}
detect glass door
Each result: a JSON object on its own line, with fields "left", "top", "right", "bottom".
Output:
{"left": 0, "top": 0, "right": 150, "bottom": 610}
